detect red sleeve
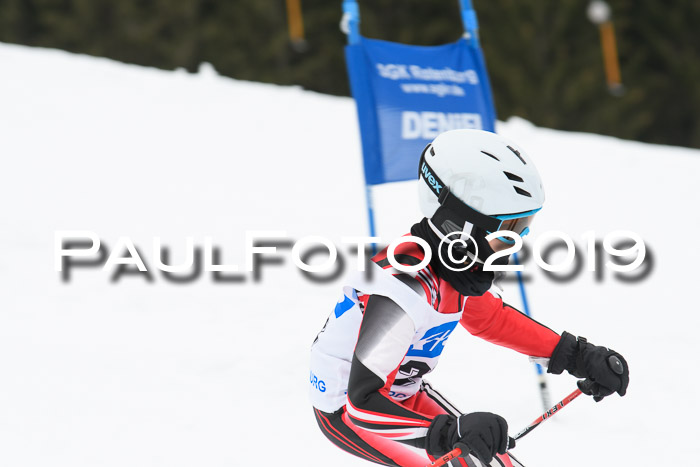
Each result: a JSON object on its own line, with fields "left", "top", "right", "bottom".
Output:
{"left": 460, "top": 291, "right": 560, "bottom": 357}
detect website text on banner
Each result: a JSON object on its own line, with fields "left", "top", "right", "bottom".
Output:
{"left": 345, "top": 37, "right": 496, "bottom": 185}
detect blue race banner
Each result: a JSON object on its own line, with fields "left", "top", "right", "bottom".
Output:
{"left": 345, "top": 37, "right": 496, "bottom": 185}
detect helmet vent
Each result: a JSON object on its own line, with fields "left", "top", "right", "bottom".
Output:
{"left": 481, "top": 150, "right": 500, "bottom": 161}
{"left": 430, "top": 146, "right": 436, "bottom": 156}
{"left": 513, "top": 186, "right": 532, "bottom": 197}
{"left": 507, "top": 145, "right": 527, "bottom": 165}
{"left": 503, "top": 171, "right": 524, "bottom": 182}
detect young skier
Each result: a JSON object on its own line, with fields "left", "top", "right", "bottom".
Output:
{"left": 309, "top": 129, "right": 629, "bottom": 467}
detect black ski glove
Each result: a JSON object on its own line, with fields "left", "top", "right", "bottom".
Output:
{"left": 426, "top": 412, "right": 514, "bottom": 464}
{"left": 548, "top": 331, "right": 629, "bottom": 402}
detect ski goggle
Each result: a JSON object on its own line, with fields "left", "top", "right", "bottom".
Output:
{"left": 487, "top": 208, "right": 541, "bottom": 245}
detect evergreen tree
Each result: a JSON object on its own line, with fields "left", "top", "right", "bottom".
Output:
{"left": 0, "top": 0, "right": 697, "bottom": 148}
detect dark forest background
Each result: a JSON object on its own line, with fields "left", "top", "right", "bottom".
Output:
{"left": 1, "top": 0, "right": 698, "bottom": 148}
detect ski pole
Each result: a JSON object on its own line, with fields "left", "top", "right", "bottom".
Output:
{"left": 513, "top": 354, "right": 622, "bottom": 441}
{"left": 427, "top": 387, "right": 584, "bottom": 467}
{"left": 511, "top": 387, "right": 582, "bottom": 441}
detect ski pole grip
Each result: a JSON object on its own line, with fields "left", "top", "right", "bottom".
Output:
{"left": 577, "top": 378, "right": 596, "bottom": 395}
{"left": 577, "top": 355, "right": 623, "bottom": 395}
{"left": 607, "top": 355, "right": 624, "bottom": 375}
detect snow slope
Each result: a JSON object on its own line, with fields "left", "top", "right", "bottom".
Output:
{"left": 1, "top": 42, "right": 698, "bottom": 466}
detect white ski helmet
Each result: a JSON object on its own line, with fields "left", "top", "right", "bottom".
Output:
{"left": 418, "top": 129, "right": 545, "bottom": 240}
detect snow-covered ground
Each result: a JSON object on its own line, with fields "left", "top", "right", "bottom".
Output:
{"left": 1, "top": 42, "right": 698, "bottom": 466}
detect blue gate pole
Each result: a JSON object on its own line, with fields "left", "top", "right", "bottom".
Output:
{"left": 342, "top": 0, "right": 378, "bottom": 253}
{"left": 513, "top": 251, "right": 551, "bottom": 411}
{"left": 459, "top": 0, "right": 480, "bottom": 47}
{"left": 342, "top": 0, "right": 360, "bottom": 45}
{"left": 365, "top": 185, "right": 378, "bottom": 255}
{"left": 463, "top": 0, "right": 547, "bottom": 410}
